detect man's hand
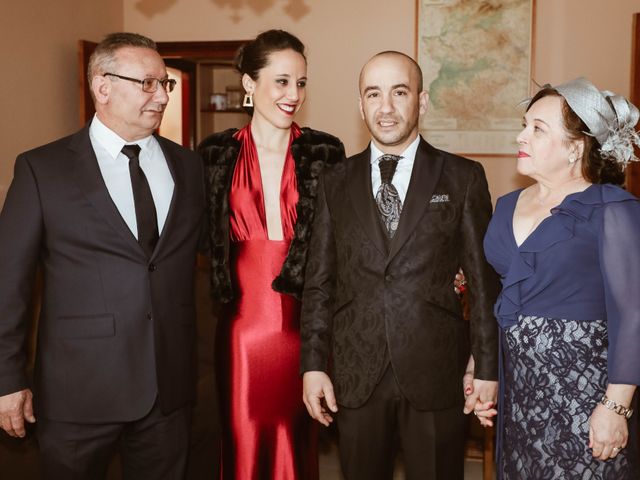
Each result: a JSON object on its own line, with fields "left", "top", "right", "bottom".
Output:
{"left": 0, "top": 389, "right": 35, "bottom": 438}
{"left": 302, "top": 371, "right": 338, "bottom": 427}
{"left": 464, "top": 379, "right": 498, "bottom": 427}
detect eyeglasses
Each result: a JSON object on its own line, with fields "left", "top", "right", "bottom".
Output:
{"left": 103, "top": 73, "right": 177, "bottom": 93}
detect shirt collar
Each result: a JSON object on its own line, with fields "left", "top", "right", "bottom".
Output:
{"left": 89, "top": 114, "right": 154, "bottom": 159}
{"left": 369, "top": 134, "right": 421, "bottom": 164}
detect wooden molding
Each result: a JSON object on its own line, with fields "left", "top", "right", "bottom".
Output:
{"left": 632, "top": 14, "right": 640, "bottom": 106}
{"left": 157, "top": 40, "right": 247, "bottom": 61}
{"left": 627, "top": 13, "right": 640, "bottom": 196}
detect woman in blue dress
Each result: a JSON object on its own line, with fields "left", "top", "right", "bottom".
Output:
{"left": 483, "top": 78, "right": 640, "bottom": 479}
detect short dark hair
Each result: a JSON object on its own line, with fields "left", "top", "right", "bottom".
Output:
{"left": 88, "top": 32, "right": 157, "bottom": 81}
{"left": 528, "top": 88, "right": 625, "bottom": 185}
{"left": 235, "top": 29, "right": 306, "bottom": 80}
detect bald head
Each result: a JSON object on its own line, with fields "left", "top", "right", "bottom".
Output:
{"left": 357, "top": 50, "right": 429, "bottom": 154}
{"left": 359, "top": 51, "right": 423, "bottom": 94}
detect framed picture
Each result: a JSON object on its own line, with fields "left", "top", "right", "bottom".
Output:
{"left": 417, "top": 0, "right": 535, "bottom": 156}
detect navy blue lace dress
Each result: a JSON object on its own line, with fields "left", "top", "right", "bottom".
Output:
{"left": 484, "top": 184, "right": 640, "bottom": 479}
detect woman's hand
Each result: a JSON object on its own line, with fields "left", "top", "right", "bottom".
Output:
{"left": 462, "top": 355, "right": 498, "bottom": 427}
{"left": 454, "top": 268, "right": 467, "bottom": 295}
{"left": 589, "top": 404, "right": 628, "bottom": 460}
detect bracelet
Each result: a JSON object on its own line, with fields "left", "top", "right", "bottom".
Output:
{"left": 600, "top": 395, "right": 634, "bottom": 420}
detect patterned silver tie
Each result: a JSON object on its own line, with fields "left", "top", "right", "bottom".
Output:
{"left": 376, "top": 154, "right": 402, "bottom": 238}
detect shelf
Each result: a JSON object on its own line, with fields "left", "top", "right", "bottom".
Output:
{"left": 200, "top": 108, "right": 247, "bottom": 113}
{"left": 197, "top": 64, "right": 247, "bottom": 143}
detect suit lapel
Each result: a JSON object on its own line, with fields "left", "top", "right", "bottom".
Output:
{"left": 70, "top": 127, "right": 144, "bottom": 256}
{"left": 387, "top": 138, "right": 443, "bottom": 264}
{"left": 348, "top": 147, "right": 388, "bottom": 257}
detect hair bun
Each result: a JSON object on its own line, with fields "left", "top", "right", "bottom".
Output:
{"left": 234, "top": 45, "right": 246, "bottom": 74}
{"left": 233, "top": 30, "right": 305, "bottom": 80}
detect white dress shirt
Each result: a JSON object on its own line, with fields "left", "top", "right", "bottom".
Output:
{"left": 369, "top": 135, "right": 420, "bottom": 203}
{"left": 89, "top": 115, "right": 174, "bottom": 239}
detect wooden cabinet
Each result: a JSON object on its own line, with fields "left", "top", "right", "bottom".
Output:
{"left": 197, "top": 63, "right": 248, "bottom": 143}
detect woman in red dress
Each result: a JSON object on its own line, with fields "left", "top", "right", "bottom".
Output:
{"left": 198, "top": 30, "right": 345, "bottom": 480}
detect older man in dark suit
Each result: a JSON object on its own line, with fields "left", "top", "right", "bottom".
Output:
{"left": 301, "top": 51, "right": 499, "bottom": 479}
{"left": 0, "top": 33, "right": 205, "bottom": 479}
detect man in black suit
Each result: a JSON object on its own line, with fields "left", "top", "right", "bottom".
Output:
{"left": 301, "top": 51, "right": 499, "bottom": 479}
{"left": 0, "top": 33, "right": 205, "bottom": 479}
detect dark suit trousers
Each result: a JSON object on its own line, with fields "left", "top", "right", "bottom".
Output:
{"left": 336, "top": 365, "right": 465, "bottom": 480}
{"left": 36, "top": 398, "right": 191, "bottom": 480}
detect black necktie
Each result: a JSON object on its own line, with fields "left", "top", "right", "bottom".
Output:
{"left": 121, "top": 144, "right": 159, "bottom": 257}
{"left": 376, "top": 154, "right": 403, "bottom": 238}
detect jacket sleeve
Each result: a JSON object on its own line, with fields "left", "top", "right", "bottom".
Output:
{"left": 459, "top": 161, "right": 499, "bottom": 380}
{"left": 300, "top": 170, "right": 336, "bottom": 374}
{"left": 600, "top": 200, "right": 640, "bottom": 385}
{"left": 0, "top": 154, "right": 43, "bottom": 396}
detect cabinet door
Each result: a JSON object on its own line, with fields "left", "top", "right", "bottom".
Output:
{"left": 78, "top": 40, "right": 97, "bottom": 126}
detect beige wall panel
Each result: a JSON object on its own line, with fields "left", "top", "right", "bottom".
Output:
{"left": 0, "top": 1, "right": 123, "bottom": 206}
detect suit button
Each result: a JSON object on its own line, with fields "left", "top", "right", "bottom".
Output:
{"left": 148, "top": 263, "right": 157, "bottom": 272}
{"left": 385, "top": 274, "right": 392, "bottom": 282}
{"left": 147, "top": 313, "right": 153, "bottom": 320}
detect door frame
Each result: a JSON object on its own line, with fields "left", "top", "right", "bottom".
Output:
{"left": 627, "top": 13, "right": 640, "bottom": 196}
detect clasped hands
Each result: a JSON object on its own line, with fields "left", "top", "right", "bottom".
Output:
{"left": 462, "top": 355, "right": 497, "bottom": 427}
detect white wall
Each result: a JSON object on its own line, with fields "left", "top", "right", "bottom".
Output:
{"left": 123, "top": 0, "right": 416, "bottom": 156}
{"left": 487, "top": 0, "right": 640, "bottom": 200}
{"left": 123, "top": 0, "right": 639, "bottom": 202}
{"left": 0, "top": 1, "right": 123, "bottom": 206}
{"left": 1, "top": 1, "right": 637, "bottom": 207}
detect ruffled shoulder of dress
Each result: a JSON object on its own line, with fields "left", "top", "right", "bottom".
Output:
{"left": 552, "top": 183, "right": 637, "bottom": 222}
{"left": 521, "top": 184, "right": 633, "bottom": 253}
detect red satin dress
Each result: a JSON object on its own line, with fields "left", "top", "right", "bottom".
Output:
{"left": 217, "top": 123, "right": 318, "bottom": 480}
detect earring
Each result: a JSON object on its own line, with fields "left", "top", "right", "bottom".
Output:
{"left": 568, "top": 154, "right": 577, "bottom": 164}
{"left": 242, "top": 93, "right": 253, "bottom": 107}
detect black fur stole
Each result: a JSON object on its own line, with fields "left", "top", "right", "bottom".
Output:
{"left": 198, "top": 127, "right": 345, "bottom": 303}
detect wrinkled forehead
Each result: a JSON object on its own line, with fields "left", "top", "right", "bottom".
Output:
{"left": 114, "top": 46, "right": 167, "bottom": 76}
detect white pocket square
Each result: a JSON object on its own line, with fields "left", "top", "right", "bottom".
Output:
{"left": 430, "top": 194, "right": 449, "bottom": 203}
